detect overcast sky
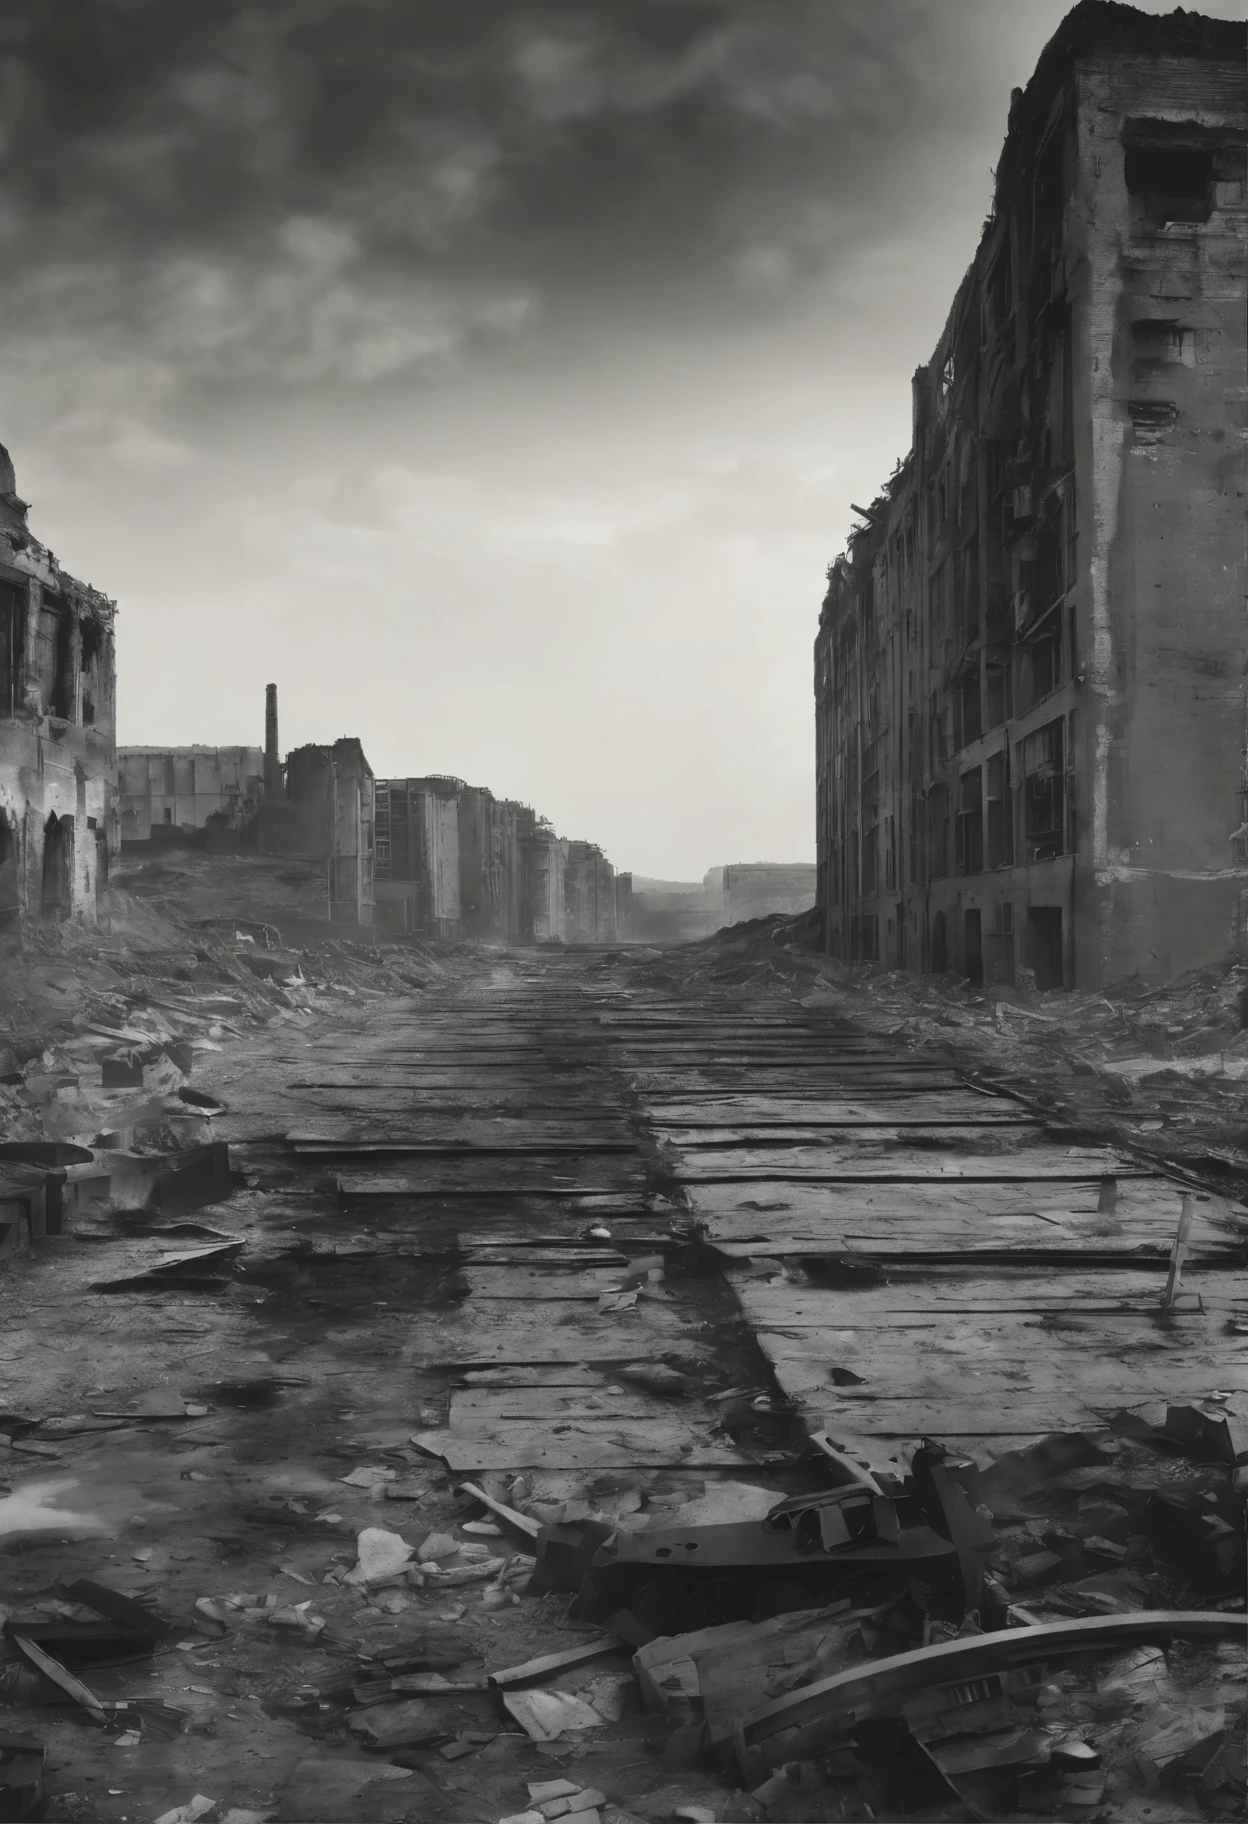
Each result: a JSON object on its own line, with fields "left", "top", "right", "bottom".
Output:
{"left": 1, "top": 1, "right": 1244, "bottom": 878}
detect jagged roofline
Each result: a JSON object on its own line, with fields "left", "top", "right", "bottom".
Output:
{"left": 819, "top": 0, "right": 1246, "bottom": 603}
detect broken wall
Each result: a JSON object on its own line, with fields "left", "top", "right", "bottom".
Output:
{"left": 722, "top": 863, "right": 817, "bottom": 927}
{"left": 522, "top": 822, "right": 567, "bottom": 943}
{"left": 264, "top": 740, "right": 375, "bottom": 926}
{"left": 118, "top": 746, "right": 263, "bottom": 846}
{"left": 565, "top": 841, "right": 617, "bottom": 944}
{"left": 374, "top": 777, "right": 461, "bottom": 937}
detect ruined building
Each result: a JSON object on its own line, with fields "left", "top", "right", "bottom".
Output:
{"left": 264, "top": 737, "right": 375, "bottom": 927}
{"left": 522, "top": 817, "right": 568, "bottom": 944}
{"left": 118, "top": 747, "right": 263, "bottom": 846}
{"left": 706, "top": 863, "right": 818, "bottom": 930}
{"left": 565, "top": 841, "right": 618, "bottom": 944}
{"left": 374, "top": 776, "right": 467, "bottom": 937}
{"left": 0, "top": 445, "right": 117, "bottom": 924}
{"left": 373, "top": 778, "right": 631, "bottom": 944}
{"left": 815, "top": 1, "right": 1247, "bottom": 990}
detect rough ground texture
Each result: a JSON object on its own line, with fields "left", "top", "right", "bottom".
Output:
{"left": 737, "top": 911, "right": 1248, "bottom": 1199}
{"left": 0, "top": 896, "right": 1243, "bottom": 1822}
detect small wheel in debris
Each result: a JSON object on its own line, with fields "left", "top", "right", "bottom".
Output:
{"left": 630, "top": 1579, "right": 683, "bottom": 1637}
{"left": 679, "top": 1577, "right": 753, "bottom": 1630}
{"left": 752, "top": 1578, "right": 814, "bottom": 1622}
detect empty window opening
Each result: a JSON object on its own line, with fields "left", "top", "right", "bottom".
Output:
{"left": 36, "top": 601, "right": 72, "bottom": 719}
{"left": 80, "top": 617, "right": 103, "bottom": 727}
{"left": 956, "top": 671, "right": 983, "bottom": 749}
{"left": 1020, "top": 607, "right": 1062, "bottom": 711}
{"left": 1124, "top": 144, "right": 1213, "bottom": 226}
{"left": 986, "top": 660, "right": 1012, "bottom": 729}
{"left": 0, "top": 582, "right": 24, "bottom": 720}
{"left": 1035, "top": 513, "right": 1064, "bottom": 613}
{"left": 1022, "top": 721, "right": 1066, "bottom": 862}
{"left": 1129, "top": 400, "right": 1179, "bottom": 444}
{"left": 1132, "top": 320, "right": 1196, "bottom": 368}
{"left": 1025, "top": 905, "right": 1064, "bottom": 991}
{"left": 986, "top": 751, "right": 1015, "bottom": 869}
{"left": 40, "top": 813, "right": 72, "bottom": 920}
{"left": 956, "top": 768, "right": 984, "bottom": 876}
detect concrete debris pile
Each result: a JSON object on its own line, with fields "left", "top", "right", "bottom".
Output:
{"left": 0, "top": 1423, "right": 1242, "bottom": 1822}
{"left": 0, "top": 871, "right": 458, "bottom": 1262}
{"left": 442, "top": 1416, "right": 1243, "bottom": 1821}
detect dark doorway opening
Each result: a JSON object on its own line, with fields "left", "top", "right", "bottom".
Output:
{"left": 1026, "top": 905, "right": 1064, "bottom": 990}
{"left": 930, "top": 910, "right": 948, "bottom": 975}
{"left": 40, "top": 813, "right": 72, "bottom": 920}
{"left": 0, "top": 812, "right": 17, "bottom": 927}
{"left": 964, "top": 908, "right": 984, "bottom": 988}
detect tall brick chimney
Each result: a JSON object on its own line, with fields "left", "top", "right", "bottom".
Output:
{"left": 264, "top": 683, "right": 282, "bottom": 799}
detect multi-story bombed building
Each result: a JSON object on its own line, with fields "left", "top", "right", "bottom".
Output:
{"left": 816, "top": 1, "right": 1247, "bottom": 990}
{"left": 373, "top": 776, "right": 462, "bottom": 937}
{"left": 0, "top": 443, "right": 117, "bottom": 925}
{"left": 565, "top": 841, "right": 618, "bottom": 944}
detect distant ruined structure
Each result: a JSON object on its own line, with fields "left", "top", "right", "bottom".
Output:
{"left": 118, "top": 747, "right": 264, "bottom": 845}
{"left": 815, "top": 1, "right": 1247, "bottom": 989}
{"left": 373, "top": 779, "right": 630, "bottom": 943}
{"left": 0, "top": 443, "right": 117, "bottom": 926}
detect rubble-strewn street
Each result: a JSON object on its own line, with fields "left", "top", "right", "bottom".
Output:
{"left": 1, "top": 896, "right": 1244, "bottom": 1824}
{"left": 0, "top": 2, "right": 1243, "bottom": 1819}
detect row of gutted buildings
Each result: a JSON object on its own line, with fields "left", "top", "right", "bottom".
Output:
{"left": 815, "top": 1, "right": 1247, "bottom": 992}
{"left": 117, "top": 692, "right": 631, "bottom": 942}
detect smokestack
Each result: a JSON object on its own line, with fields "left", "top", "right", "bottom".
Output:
{"left": 264, "top": 683, "right": 281, "bottom": 798}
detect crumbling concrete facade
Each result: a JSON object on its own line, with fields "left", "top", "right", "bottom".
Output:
{"left": 374, "top": 776, "right": 463, "bottom": 937}
{"left": 565, "top": 841, "right": 618, "bottom": 944}
{"left": 118, "top": 747, "right": 263, "bottom": 847}
{"left": 459, "top": 786, "right": 528, "bottom": 941}
{"left": 374, "top": 779, "right": 630, "bottom": 945}
{"left": 713, "top": 863, "right": 817, "bottom": 928}
{"left": 815, "top": 1, "right": 1247, "bottom": 990}
{"left": 264, "top": 738, "right": 375, "bottom": 926}
{"left": 520, "top": 817, "right": 568, "bottom": 943}
{"left": 0, "top": 444, "right": 117, "bottom": 926}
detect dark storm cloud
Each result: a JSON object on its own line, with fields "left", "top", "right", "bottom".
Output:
{"left": 0, "top": 0, "right": 985, "bottom": 388}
